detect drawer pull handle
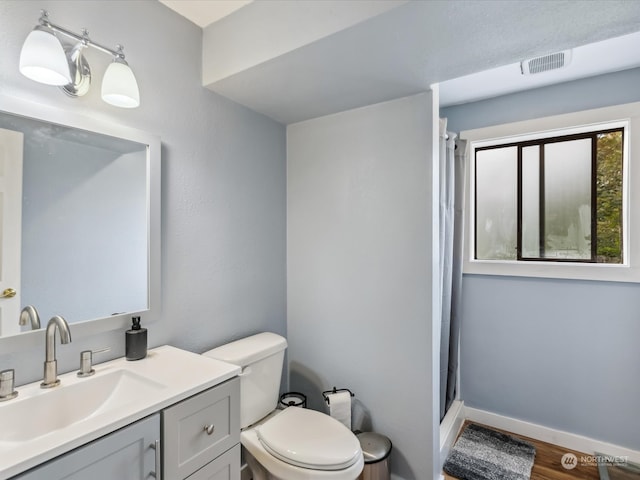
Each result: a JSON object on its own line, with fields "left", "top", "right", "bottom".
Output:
{"left": 204, "top": 424, "right": 215, "bottom": 435}
{"left": 150, "top": 440, "right": 161, "bottom": 478}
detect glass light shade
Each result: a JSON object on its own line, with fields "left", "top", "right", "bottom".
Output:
{"left": 19, "top": 26, "right": 72, "bottom": 86}
{"left": 101, "top": 59, "right": 140, "bottom": 108}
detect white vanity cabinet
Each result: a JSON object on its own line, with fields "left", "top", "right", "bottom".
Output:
{"left": 162, "top": 377, "right": 240, "bottom": 480}
{"left": 13, "top": 414, "right": 160, "bottom": 480}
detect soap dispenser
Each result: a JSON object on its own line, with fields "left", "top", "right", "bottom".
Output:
{"left": 125, "top": 316, "right": 147, "bottom": 361}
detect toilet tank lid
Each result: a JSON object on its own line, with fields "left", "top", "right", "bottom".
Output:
{"left": 203, "top": 332, "right": 287, "bottom": 367}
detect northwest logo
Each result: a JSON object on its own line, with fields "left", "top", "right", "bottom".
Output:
{"left": 561, "top": 453, "right": 577, "bottom": 470}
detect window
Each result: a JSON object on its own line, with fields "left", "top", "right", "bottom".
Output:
{"left": 474, "top": 127, "right": 624, "bottom": 263}
{"left": 461, "top": 102, "right": 640, "bottom": 283}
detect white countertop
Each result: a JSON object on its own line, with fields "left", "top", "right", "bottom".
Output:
{"left": 0, "top": 345, "right": 240, "bottom": 479}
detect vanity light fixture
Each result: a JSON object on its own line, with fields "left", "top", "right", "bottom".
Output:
{"left": 19, "top": 10, "right": 140, "bottom": 108}
{"left": 19, "top": 25, "right": 71, "bottom": 86}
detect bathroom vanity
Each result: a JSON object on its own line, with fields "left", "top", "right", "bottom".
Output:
{"left": 0, "top": 346, "right": 241, "bottom": 480}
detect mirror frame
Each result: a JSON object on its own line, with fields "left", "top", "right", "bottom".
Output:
{"left": 0, "top": 93, "right": 161, "bottom": 353}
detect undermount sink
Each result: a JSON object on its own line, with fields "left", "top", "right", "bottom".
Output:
{"left": 0, "top": 369, "right": 165, "bottom": 445}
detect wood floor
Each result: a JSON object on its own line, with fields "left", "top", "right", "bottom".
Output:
{"left": 443, "top": 422, "right": 600, "bottom": 480}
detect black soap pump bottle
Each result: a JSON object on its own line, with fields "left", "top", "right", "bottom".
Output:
{"left": 126, "top": 316, "right": 147, "bottom": 361}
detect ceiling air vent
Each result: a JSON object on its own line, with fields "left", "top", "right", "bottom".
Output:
{"left": 521, "top": 50, "right": 572, "bottom": 75}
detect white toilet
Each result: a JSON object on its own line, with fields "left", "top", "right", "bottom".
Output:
{"left": 203, "top": 332, "right": 364, "bottom": 480}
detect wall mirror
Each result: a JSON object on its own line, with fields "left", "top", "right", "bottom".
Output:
{"left": 0, "top": 94, "right": 160, "bottom": 352}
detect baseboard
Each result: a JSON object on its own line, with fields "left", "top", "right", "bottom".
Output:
{"left": 439, "top": 399, "right": 465, "bottom": 470}
{"left": 465, "top": 406, "right": 640, "bottom": 464}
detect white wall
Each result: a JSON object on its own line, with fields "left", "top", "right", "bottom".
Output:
{"left": 441, "top": 68, "right": 640, "bottom": 450}
{"left": 287, "top": 92, "right": 439, "bottom": 480}
{"left": 0, "top": 0, "right": 286, "bottom": 385}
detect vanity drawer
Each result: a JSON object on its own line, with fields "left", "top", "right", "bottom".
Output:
{"left": 162, "top": 377, "right": 240, "bottom": 480}
{"left": 186, "top": 444, "right": 240, "bottom": 480}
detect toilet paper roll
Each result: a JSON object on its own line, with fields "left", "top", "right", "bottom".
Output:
{"left": 327, "top": 391, "right": 352, "bottom": 430}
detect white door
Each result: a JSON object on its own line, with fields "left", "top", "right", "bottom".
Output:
{"left": 0, "top": 128, "right": 23, "bottom": 336}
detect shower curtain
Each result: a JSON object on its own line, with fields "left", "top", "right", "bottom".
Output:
{"left": 439, "top": 118, "right": 467, "bottom": 420}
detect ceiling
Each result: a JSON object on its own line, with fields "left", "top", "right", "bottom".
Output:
{"left": 439, "top": 29, "right": 640, "bottom": 107}
{"left": 160, "top": 1, "right": 640, "bottom": 124}
{"left": 158, "top": 0, "right": 253, "bottom": 28}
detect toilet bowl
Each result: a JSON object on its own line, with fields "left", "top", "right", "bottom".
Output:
{"left": 203, "top": 333, "right": 364, "bottom": 480}
{"left": 242, "top": 407, "right": 364, "bottom": 480}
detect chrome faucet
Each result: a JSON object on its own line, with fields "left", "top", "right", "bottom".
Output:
{"left": 19, "top": 305, "right": 41, "bottom": 330}
{"left": 41, "top": 315, "right": 72, "bottom": 389}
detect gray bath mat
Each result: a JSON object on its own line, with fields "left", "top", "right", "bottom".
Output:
{"left": 443, "top": 423, "right": 536, "bottom": 480}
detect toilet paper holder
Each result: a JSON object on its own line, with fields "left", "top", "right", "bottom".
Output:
{"left": 322, "top": 387, "right": 355, "bottom": 405}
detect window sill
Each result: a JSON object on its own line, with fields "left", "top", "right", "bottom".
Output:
{"left": 463, "top": 259, "right": 640, "bottom": 283}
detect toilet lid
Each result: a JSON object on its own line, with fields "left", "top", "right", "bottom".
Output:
{"left": 256, "top": 407, "right": 362, "bottom": 471}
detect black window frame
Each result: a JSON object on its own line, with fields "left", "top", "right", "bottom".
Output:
{"left": 474, "top": 127, "right": 624, "bottom": 263}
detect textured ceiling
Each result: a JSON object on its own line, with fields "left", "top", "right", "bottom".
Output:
{"left": 440, "top": 29, "right": 640, "bottom": 106}
{"left": 163, "top": 0, "right": 640, "bottom": 124}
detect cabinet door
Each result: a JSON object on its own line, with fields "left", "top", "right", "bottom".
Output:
{"left": 187, "top": 446, "right": 240, "bottom": 480}
{"left": 14, "top": 414, "right": 160, "bottom": 480}
{"left": 163, "top": 378, "right": 239, "bottom": 479}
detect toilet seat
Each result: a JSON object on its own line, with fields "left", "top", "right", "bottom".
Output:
{"left": 256, "top": 407, "right": 361, "bottom": 471}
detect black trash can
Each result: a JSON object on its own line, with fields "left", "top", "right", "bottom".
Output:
{"left": 356, "top": 432, "right": 392, "bottom": 480}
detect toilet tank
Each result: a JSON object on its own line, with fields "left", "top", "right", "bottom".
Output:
{"left": 203, "top": 332, "right": 287, "bottom": 429}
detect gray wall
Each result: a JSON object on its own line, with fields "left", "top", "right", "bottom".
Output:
{"left": 442, "top": 67, "right": 640, "bottom": 132}
{"left": 0, "top": 0, "right": 286, "bottom": 384}
{"left": 287, "top": 93, "right": 439, "bottom": 480}
{"left": 441, "top": 68, "right": 640, "bottom": 450}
